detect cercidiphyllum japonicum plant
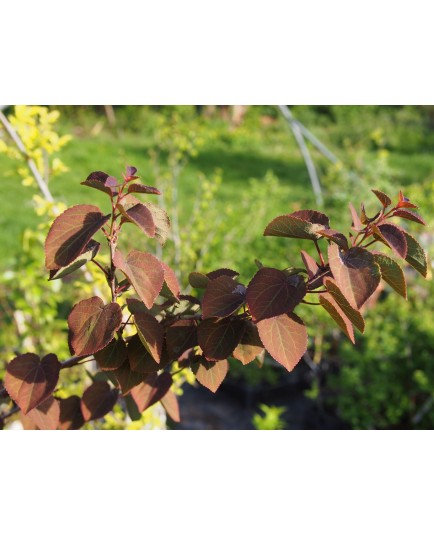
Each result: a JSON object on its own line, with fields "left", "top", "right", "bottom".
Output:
{"left": 0, "top": 166, "right": 429, "bottom": 430}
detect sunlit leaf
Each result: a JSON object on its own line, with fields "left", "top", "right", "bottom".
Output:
{"left": 392, "top": 209, "right": 426, "bottom": 226}
{"left": 323, "top": 277, "right": 365, "bottom": 333}
{"left": 81, "top": 171, "right": 118, "bottom": 196}
{"left": 24, "top": 397, "right": 60, "bottom": 430}
{"left": 207, "top": 268, "right": 240, "bottom": 280}
{"left": 316, "top": 229, "right": 349, "bottom": 250}
{"left": 371, "top": 189, "right": 391, "bottom": 208}
{"left": 129, "top": 373, "right": 173, "bottom": 412}
{"left": 192, "top": 358, "right": 228, "bottom": 393}
{"left": 373, "top": 252, "right": 407, "bottom": 298}
{"left": 264, "top": 214, "right": 326, "bottom": 240}
{"left": 119, "top": 202, "right": 156, "bottom": 238}
{"left": 142, "top": 202, "right": 170, "bottom": 245}
{"left": 49, "top": 240, "right": 100, "bottom": 280}
{"left": 402, "top": 230, "right": 428, "bottom": 277}
{"left": 133, "top": 310, "right": 164, "bottom": 363}
{"left": 161, "top": 390, "right": 180, "bottom": 422}
{"left": 373, "top": 223, "right": 407, "bottom": 259}
{"left": 161, "top": 261, "right": 181, "bottom": 299}
{"left": 319, "top": 294, "right": 355, "bottom": 343}
{"left": 128, "top": 183, "right": 161, "bottom": 195}
{"left": 232, "top": 321, "right": 264, "bottom": 365}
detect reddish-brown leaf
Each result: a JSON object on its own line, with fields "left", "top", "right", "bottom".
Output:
{"left": 94, "top": 337, "right": 128, "bottom": 371}
{"left": 128, "top": 183, "right": 161, "bottom": 195}
{"left": 202, "top": 276, "right": 246, "bottom": 319}
{"left": 142, "top": 202, "right": 171, "bottom": 245}
{"left": 328, "top": 244, "right": 381, "bottom": 309}
{"left": 398, "top": 191, "right": 418, "bottom": 209}
{"left": 165, "top": 320, "right": 198, "bottom": 360}
{"left": 371, "top": 189, "right": 392, "bottom": 208}
{"left": 316, "top": 229, "right": 349, "bottom": 250}
{"left": 68, "top": 296, "right": 122, "bottom": 357}
{"left": 133, "top": 311, "right": 164, "bottom": 363}
{"left": 130, "top": 372, "right": 173, "bottom": 412}
{"left": 402, "top": 230, "right": 428, "bottom": 277}
{"left": 161, "top": 390, "right": 180, "bottom": 422}
{"left": 5, "top": 353, "right": 60, "bottom": 414}
{"left": 257, "top": 313, "right": 307, "bottom": 372}
{"left": 81, "top": 171, "right": 118, "bottom": 196}
{"left": 232, "top": 321, "right": 264, "bottom": 365}
{"left": 300, "top": 250, "right": 319, "bottom": 279}
{"left": 192, "top": 358, "right": 229, "bottom": 393}
{"left": 111, "top": 360, "right": 149, "bottom": 395}
{"left": 323, "top": 277, "right": 365, "bottom": 333}
{"left": 24, "top": 397, "right": 60, "bottom": 430}
{"left": 45, "top": 205, "right": 110, "bottom": 270}
{"left": 349, "top": 202, "right": 363, "bottom": 230}
{"left": 373, "top": 252, "right": 407, "bottom": 298}
{"left": 246, "top": 268, "right": 306, "bottom": 322}
{"left": 207, "top": 268, "right": 240, "bottom": 280}
{"left": 113, "top": 250, "right": 164, "bottom": 309}
{"left": 161, "top": 261, "right": 181, "bottom": 299}
{"left": 264, "top": 214, "right": 326, "bottom": 240}
{"left": 198, "top": 316, "right": 246, "bottom": 361}
{"left": 119, "top": 202, "right": 156, "bottom": 238}
{"left": 49, "top": 239, "right": 101, "bottom": 280}
{"left": 128, "top": 335, "right": 173, "bottom": 373}
{"left": 319, "top": 293, "right": 355, "bottom": 343}
{"left": 392, "top": 209, "right": 426, "bottom": 226}
{"left": 58, "top": 396, "right": 85, "bottom": 430}
{"left": 373, "top": 223, "right": 408, "bottom": 259}
{"left": 81, "top": 381, "right": 118, "bottom": 421}
{"left": 290, "top": 210, "right": 330, "bottom": 227}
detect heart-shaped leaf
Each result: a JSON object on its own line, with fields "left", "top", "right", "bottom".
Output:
{"left": 197, "top": 316, "right": 246, "bottom": 361}
{"left": 128, "top": 183, "right": 161, "bottom": 195}
{"left": 68, "top": 296, "right": 123, "bottom": 357}
{"left": 402, "top": 230, "right": 428, "bottom": 277}
{"left": 233, "top": 321, "right": 264, "bottom": 365}
{"left": 328, "top": 243, "right": 381, "bottom": 309}
{"left": 94, "top": 337, "right": 128, "bottom": 371}
{"left": 5, "top": 353, "right": 61, "bottom": 414}
{"left": 373, "top": 252, "right": 407, "bottom": 298}
{"left": 165, "top": 320, "right": 198, "bottom": 360}
{"left": 246, "top": 268, "right": 306, "bottom": 322}
{"left": 24, "top": 397, "right": 60, "bottom": 430}
{"left": 81, "top": 381, "right": 118, "bottom": 421}
{"left": 49, "top": 240, "right": 100, "bottom": 280}
{"left": 161, "top": 390, "right": 180, "bottom": 422}
{"left": 130, "top": 372, "right": 173, "bottom": 412}
{"left": 371, "top": 189, "right": 391, "bottom": 208}
{"left": 192, "top": 358, "right": 229, "bottom": 393}
{"left": 58, "top": 396, "right": 85, "bottom": 430}
{"left": 373, "top": 223, "right": 407, "bottom": 259}
{"left": 119, "top": 202, "right": 156, "bottom": 238}
{"left": 113, "top": 250, "right": 164, "bottom": 309}
{"left": 319, "top": 293, "right": 355, "bottom": 343}
{"left": 257, "top": 313, "right": 308, "bottom": 372}
{"left": 202, "top": 276, "right": 246, "bottom": 319}
{"left": 133, "top": 310, "right": 164, "bottom": 363}
{"left": 110, "top": 360, "right": 149, "bottom": 396}
{"left": 323, "top": 277, "right": 365, "bottom": 333}
{"left": 81, "top": 171, "right": 118, "bottom": 196}
{"left": 45, "top": 205, "right": 110, "bottom": 269}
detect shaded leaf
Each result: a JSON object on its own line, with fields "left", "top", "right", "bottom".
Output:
{"left": 49, "top": 240, "right": 100, "bottom": 280}
{"left": 81, "top": 171, "right": 118, "bottom": 196}
{"left": 24, "top": 397, "right": 60, "bottom": 430}
{"left": 328, "top": 243, "right": 381, "bottom": 309}
{"left": 198, "top": 316, "right": 246, "bottom": 361}
{"left": 114, "top": 249, "right": 164, "bottom": 309}
{"left": 5, "top": 353, "right": 60, "bottom": 414}
{"left": 316, "top": 229, "right": 349, "bottom": 250}
{"left": 94, "top": 337, "right": 128, "bottom": 371}
{"left": 161, "top": 390, "right": 180, "bottom": 422}
{"left": 202, "top": 276, "right": 246, "bottom": 319}
{"left": 257, "top": 313, "right": 307, "bottom": 372}
{"left": 45, "top": 205, "right": 110, "bottom": 270}
{"left": 371, "top": 189, "right": 391, "bottom": 208}
{"left": 119, "top": 202, "right": 156, "bottom": 238}
{"left": 128, "top": 335, "right": 172, "bottom": 373}
{"left": 68, "top": 296, "right": 122, "bottom": 357}
{"left": 142, "top": 202, "right": 170, "bottom": 245}
{"left": 81, "top": 381, "right": 118, "bottom": 421}
{"left": 392, "top": 209, "right": 426, "bottom": 226}
{"left": 246, "top": 268, "right": 306, "bottom": 322}
{"left": 128, "top": 183, "right": 161, "bottom": 195}
{"left": 323, "top": 276, "right": 365, "bottom": 333}
{"left": 319, "top": 293, "right": 355, "bottom": 343}
{"left": 165, "top": 320, "right": 198, "bottom": 360}
{"left": 130, "top": 372, "right": 173, "bottom": 412}
{"left": 111, "top": 360, "right": 149, "bottom": 395}
{"left": 192, "top": 358, "right": 228, "bottom": 393}
{"left": 207, "top": 268, "right": 240, "bottom": 280}
{"left": 188, "top": 272, "right": 210, "bottom": 288}
{"left": 373, "top": 252, "right": 407, "bottom": 298}
{"left": 232, "top": 321, "right": 264, "bottom": 365}
{"left": 133, "top": 310, "right": 164, "bottom": 363}
{"left": 58, "top": 395, "right": 85, "bottom": 430}
{"left": 373, "top": 223, "right": 407, "bottom": 259}
{"left": 402, "top": 230, "right": 428, "bottom": 277}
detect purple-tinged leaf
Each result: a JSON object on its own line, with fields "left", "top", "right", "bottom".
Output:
{"left": 290, "top": 210, "right": 330, "bottom": 227}
{"left": 372, "top": 252, "right": 407, "bottom": 299}
{"left": 161, "top": 390, "right": 180, "bottom": 422}
{"left": 349, "top": 202, "right": 363, "bottom": 230}
{"left": 58, "top": 396, "right": 85, "bottom": 430}
{"left": 133, "top": 310, "right": 164, "bottom": 363}
{"left": 81, "top": 381, "right": 118, "bottom": 421}
{"left": 246, "top": 268, "right": 306, "bottom": 322}
{"left": 264, "top": 214, "right": 327, "bottom": 240}
{"left": 94, "top": 337, "right": 128, "bottom": 371}
{"left": 111, "top": 361, "right": 149, "bottom": 396}
{"left": 130, "top": 372, "right": 173, "bottom": 412}
{"left": 373, "top": 223, "right": 408, "bottom": 259}
{"left": 81, "top": 171, "right": 118, "bottom": 196}
{"left": 371, "top": 189, "right": 391, "bottom": 208}
{"left": 165, "top": 320, "right": 198, "bottom": 360}
{"left": 316, "top": 229, "right": 349, "bottom": 250}
{"left": 24, "top": 397, "right": 60, "bottom": 430}
{"left": 119, "top": 202, "right": 156, "bottom": 238}
{"left": 49, "top": 239, "right": 100, "bottom": 280}
{"left": 142, "top": 202, "right": 170, "bottom": 245}
{"left": 68, "top": 296, "right": 123, "bottom": 357}
{"left": 319, "top": 293, "right": 355, "bottom": 343}
{"left": 300, "top": 250, "right": 320, "bottom": 279}
{"left": 207, "top": 268, "right": 240, "bottom": 280}
{"left": 198, "top": 316, "right": 246, "bottom": 361}
{"left": 192, "top": 358, "right": 228, "bottom": 393}
{"left": 128, "top": 335, "right": 173, "bottom": 373}
{"left": 45, "top": 205, "right": 110, "bottom": 270}
{"left": 5, "top": 353, "right": 60, "bottom": 414}
{"left": 161, "top": 261, "right": 181, "bottom": 299}
{"left": 232, "top": 321, "right": 264, "bottom": 365}
{"left": 257, "top": 313, "right": 308, "bottom": 372}
{"left": 398, "top": 191, "right": 418, "bottom": 209}
{"left": 392, "top": 209, "right": 426, "bottom": 226}
{"left": 128, "top": 183, "right": 161, "bottom": 195}
{"left": 113, "top": 249, "right": 164, "bottom": 309}
{"left": 402, "top": 230, "right": 428, "bottom": 277}
{"left": 323, "top": 277, "right": 365, "bottom": 333}
{"left": 202, "top": 276, "right": 246, "bottom": 319}
{"left": 328, "top": 243, "right": 381, "bottom": 309}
